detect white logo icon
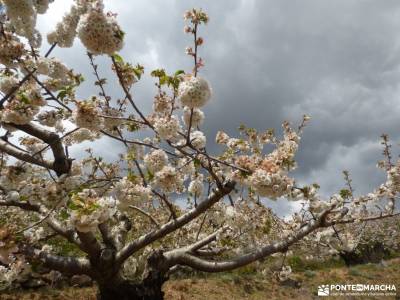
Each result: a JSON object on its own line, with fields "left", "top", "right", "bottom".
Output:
{"left": 318, "top": 285, "right": 330, "bottom": 296}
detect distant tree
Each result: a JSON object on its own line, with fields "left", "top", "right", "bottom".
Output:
{"left": 0, "top": 1, "right": 398, "bottom": 299}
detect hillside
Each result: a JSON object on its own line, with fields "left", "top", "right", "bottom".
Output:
{"left": 1, "top": 258, "right": 399, "bottom": 300}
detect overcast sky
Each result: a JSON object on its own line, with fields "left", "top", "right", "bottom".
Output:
{"left": 36, "top": 0, "right": 400, "bottom": 214}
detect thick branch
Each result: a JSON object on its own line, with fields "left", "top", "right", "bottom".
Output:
{"left": 77, "top": 231, "right": 102, "bottom": 259}
{"left": 98, "top": 222, "right": 117, "bottom": 249}
{"left": 116, "top": 181, "right": 235, "bottom": 264}
{"left": 23, "top": 246, "right": 92, "bottom": 275}
{"left": 186, "top": 227, "right": 227, "bottom": 252}
{"left": 0, "top": 199, "right": 40, "bottom": 212}
{"left": 164, "top": 210, "right": 331, "bottom": 272}
{"left": 114, "top": 213, "right": 132, "bottom": 250}
{"left": 325, "top": 212, "right": 400, "bottom": 226}
{"left": 0, "top": 139, "right": 53, "bottom": 169}
{"left": 8, "top": 123, "right": 71, "bottom": 175}
{"left": 0, "top": 199, "right": 82, "bottom": 247}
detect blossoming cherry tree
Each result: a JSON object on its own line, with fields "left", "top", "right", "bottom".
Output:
{"left": 0, "top": 1, "right": 399, "bottom": 299}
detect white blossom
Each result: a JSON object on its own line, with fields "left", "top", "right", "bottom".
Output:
{"left": 182, "top": 107, "right": 204, "bottom": 127}
{"left": 178, "top": 75, "right": 212, "bottom": 108}
{"left": 154, "top": 115, "right": 181, "bottom": 140}
{"left": 144, "top": 149, "right": 168, "bottom": 173}
{"left": 77, "top": 4, "right": 124, "bottom": 55}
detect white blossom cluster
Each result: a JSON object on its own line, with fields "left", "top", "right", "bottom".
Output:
{"left": 102, "top": 107, "right": 124, "bottom": 132}
{"left": 113, "top": 177, "right": 152, "bottom": 210}
{"left": 20, "top": 136, "right": 46, "bottom": 154}
{"left": 47, "top": 0, "right": 124, "bottom": 54}
{"left": 0, "top": 85, "right": 44, "bottom": 125}
{"left": 77, "top": 1, "right": 124, "bottom": 55}
{"left": 189, "top": 130, "right": 206, "bottom": 149}
{"left": 215, "top": 130, "right": 230, "bottom": 144}
{"left": 386, "top": 162, "right": 400, "bottom": 194}
{"left": 188, "top": 173, "right": 204, "bottom": 197}
{"left": 64, "top": 128, "right": 99, "bottom": 145}
{"left": 154, "top": 166, "right": 184, "bottom": 194}
{"left": 36, "top": 58, "right": 75, "bottom": 91}
{"left": 2, "top": 0, "right": 42, "bottom": 45}
{"left": 248, "top": 169, "right": 294, "bottom": 199}
{"left": 153, "top": 115, "right": 181, "bottom": 140}
{"left": 69, "top": 190, "right": 117, "bottom": 232}
{"left": 177, "top": 157, "right": 196, "bottom": 180}
{"left": 72, "top": 101, "right": 102, "bottom": 130}
{"left": 182, "top": 107, "right": 204, "bottom": 127}
{"left": 144, "top": 149, "right": 168, "bottom": 173}
{"left": 215, "top": 124, "right": 300, "bottom": 199}
{"left": 47, "top": 0, "right": 89, "bottom": 47}
{"left": 178, "top": 75, "right": 212, "bottom": 108}
{"left": 36, "top": 110, "right": 64, "bottom": 130}
{"left": 0, "top": 75, "right": 18, "bottom": 94}
{"left": 153, "top": 94, "right": 172, "bottom": 116}
{"left": 0, "top": 32, "right": 25, "bottom": 66}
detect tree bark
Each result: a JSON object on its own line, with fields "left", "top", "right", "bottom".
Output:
{"left": 96, "top": 276, "right": 166, "bottom": 300}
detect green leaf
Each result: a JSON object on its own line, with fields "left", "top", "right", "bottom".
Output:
{"left": 113, "top": 53, "right": 124, "bottom": 64}
{"left": 67, "top": 200, "right": 81, "bottom": 211}
{"left": 19, "top": 93, "right": 30, "bottom": 104}
{"left": 174, "top": 70, "right": 185, "bottom": 76}
{"left": 59, "top": 210, "right": 69, "bottom": 220}
{"left": 339, "top": 189, "right": 352, "bottom": 199}
{"left": 150, "top": 69, "right": 166, "bottom": 78}
{"left": 146, "top": 170, "right": 154, "bottom": 181}
{"left": 193, "top": 158, "right": 201, "bottom": 168}
{"left": 57, "top": 90, "right": 68, "bottom": 100}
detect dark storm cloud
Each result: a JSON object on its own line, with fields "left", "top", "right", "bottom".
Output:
{"left": 37, "top": 0, "right": 400, "bottom": 204}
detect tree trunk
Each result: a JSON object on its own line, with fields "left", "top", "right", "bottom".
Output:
{"left": 340, "top": 242, "right": 389, "bottom": 266}
{"left": 97, "top": 276, "right": 166, "bottom": 300}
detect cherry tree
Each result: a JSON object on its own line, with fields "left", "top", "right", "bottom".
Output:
{"left": 0, "top": 1, "right": 399, "bottom": 299}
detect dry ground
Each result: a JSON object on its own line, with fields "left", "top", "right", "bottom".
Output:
{"left": 1, "top": 258, "right": 399, "bottom": 300}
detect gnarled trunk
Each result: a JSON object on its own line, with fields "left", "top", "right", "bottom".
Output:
{"left": 340, "top": 241, "right": 389, "bottom": 266}
{"left": 96, "top": 260, "right": 168, "bottom": 299}
{"left": 97, "top": 278, "right": 165, "bottom": 300}
{"left": 95, "top": 249, "right": 170, "bottom": 299}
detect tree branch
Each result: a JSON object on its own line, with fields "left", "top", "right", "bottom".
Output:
{"left": 77, "top": 231, "right": 102, "bottom": 259}
{"left": 164, "top": 209, "right": 332, "bottom": 272}
{"left": 98, "top": 222, "right": 117, "bottom": 249}
{"left": 0, "top": 199, "right": 82, "bottom": 248}
{"left": 115, "top": 181, "right": 235, "bottom": 264}
{"left": 22, "top": 246, "right": 92, "bottom": 275}
{"left": 8, "top": 122, "right": 71, "bottom": 176}
{"left": 129, "top": 205, "right": 159, "bottom": 228}
{"left": 0, "top": 138, "right": 53, "bottom": 170}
